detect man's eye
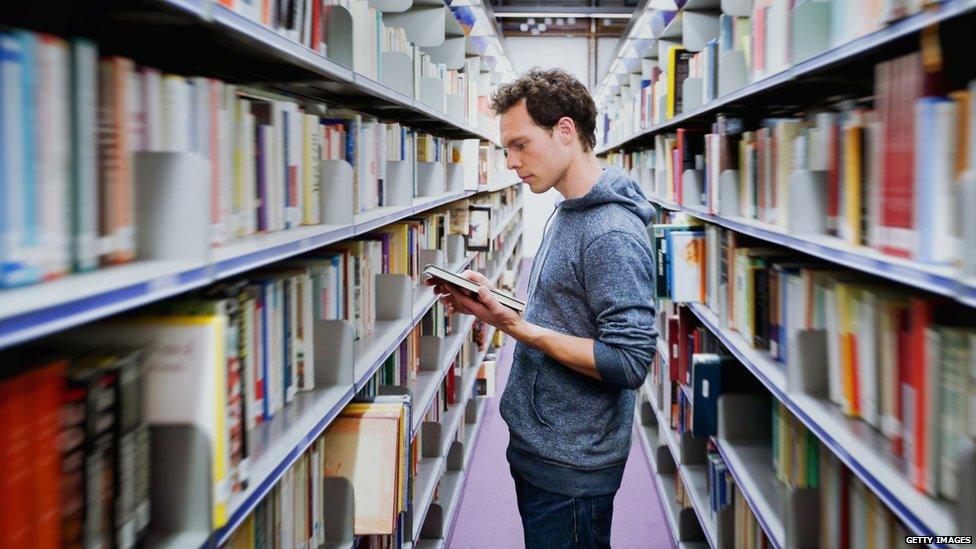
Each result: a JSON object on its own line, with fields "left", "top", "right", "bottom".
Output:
{"left": 503, "top": 149, "right": 509, "bottom": 158}
{"left": 516, "top": 143, "right": 526, "bottom": 151}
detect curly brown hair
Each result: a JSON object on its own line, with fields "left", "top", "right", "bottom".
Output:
{"left": 490, "top": 68, "right": 597, "bottom": 152}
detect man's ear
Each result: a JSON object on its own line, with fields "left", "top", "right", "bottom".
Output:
{"left": 556, "top": 116, "right": 577, "bottom": 145}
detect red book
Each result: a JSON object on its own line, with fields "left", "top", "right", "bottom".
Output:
{"left": 2, "top": 374, "right": 32, "bottom": 547}
{"left": 667, "top": 315, "right": 681, "bottom": 382}
{"left": 907, "top": 297, "right": 934, "bottom": 492}
{"left": 677, "top": 307, "right": 694, "bottom": 386}
{"left": 28, "top": 362, "right": 65, "bottom": 549}
{"left": 673, "top": 148, "right": 682, "bottom": 205}
{"left": 881, "top": 54, "right": 922, "bottom": 259}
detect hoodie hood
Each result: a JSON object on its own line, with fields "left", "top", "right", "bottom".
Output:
{"left": 558, "top": 166, "right": 654, "bottom": 225}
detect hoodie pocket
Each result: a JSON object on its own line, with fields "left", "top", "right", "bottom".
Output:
{"left": 529, "top": 367, "right": 553, "bottom": 429}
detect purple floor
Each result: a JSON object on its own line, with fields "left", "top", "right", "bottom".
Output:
{"left": 447, "top": 259, "right": 673, "bottom": 548}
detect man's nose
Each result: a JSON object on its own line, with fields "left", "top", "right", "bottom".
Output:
{"left": 506, "top": 153, "right": 520, "bottom": 171}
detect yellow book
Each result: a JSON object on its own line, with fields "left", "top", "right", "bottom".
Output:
{"left": 665, "top": 46, "right": 685, "bottom": 119}
{"left": 950, "top": 89, "right": 971, "bottom": 178}
{"left": 843, "top": 117, "right": 863, "bottom": 246}
{"left": 327, "top": 403, "right": 406, "bottom": 535}
{"left": 773, "top": 120, "right": 800, "bottom": 229}
{"left": 56, "top": 315, "right": 230, "bottom": 529}
{"left": 836, "top": 283, "right": 857, "bottom": 416}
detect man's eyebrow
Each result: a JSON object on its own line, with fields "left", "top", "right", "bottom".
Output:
{"left": 503, "top": 135, "right": 526, "bottom": 148}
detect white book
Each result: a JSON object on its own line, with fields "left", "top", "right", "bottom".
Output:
{"left": 57, "top": 316, "right": 230, "bottom": 529}
{"left": 141, "top": 67, "right": 162, "bottom": 151}
{"left": 220, "top": 90, "right": 235, "bottom": 239}
{"left": 36, "top": 36, "right": 71, "bottom": 278}
{"left": 856, "top": 290, "right": 879, "bottom": 427}
{"left": 70, "top": 38, "right": 99, "bottom": 272}
{"left": 668, "top": 231, "right": 704, "bottom": 303}
{"left": 162, "top": 75, "right": 191, "bottom": 153}
{"left": 243, "top": 110, "right": 257, "bottom": 236}
{"left": 280, "top": 469, "right": 294, "bottom": 549}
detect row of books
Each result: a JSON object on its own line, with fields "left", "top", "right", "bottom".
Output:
{"left": 647, "top": 333, "right": 917, "bottom": 548}
{"left": 629, "top": 71, "right": 976, "bottom": 269}
{"left": 226, "top": 252, "right": 515, "bottom": 547}
{"left": 773, "top": 402, "right": 915, "bottom": 548}
{"left": 226, "top": 392, "right": 414, "bottom": 548}
{"left": 599, "top": 0, "right": 947, "bottom": 144}
{"left": 0, "top": 192, "right": 508, "bottom": 541}
{"left": 704, "top": 445, "right": 772, "bottom": 549}
{"left": 0, "top": 26, "right": 487, "bottom": 291}
{"left": 0, "top": 349, "right": 150, "bottom": 549}
{"left": 655, "top": 212, "right": 976, "bottom": 500}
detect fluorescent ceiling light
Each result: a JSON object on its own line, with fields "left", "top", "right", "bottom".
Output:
{"left": 496, "top": 12, "right": 632, "bottom": 18}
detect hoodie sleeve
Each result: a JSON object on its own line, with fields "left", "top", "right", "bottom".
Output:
{"left": 583, "top": 230, "right": 658, "bottom": 390}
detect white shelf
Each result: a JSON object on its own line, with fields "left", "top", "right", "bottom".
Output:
{"left": 686, "top": 302, "right": 957, "bottom": 538}
{"left": 596, "top": 0, "right": 976, "bottom": 155}
{"left": 462, "top": 398, "right": 487, "bottom": 470}
{"left": 355, "top": 318, "right": 416, "bottom": 391}
{"left": 412, "top": 316, "right": 476, "bottom": 434}
{"left": 0, "top": 260, "right": 210, "bottom": 349}
{"left": 212, "top": 223, "right": 355, "bottom": 278}
{"left": 656, "top": 199, "right": 967, "bottom": 304}
{"left": 490, "top": 204, "right": 523, "bottom": 241}
{"left": 643, "top": 382, "right": 717, "bottom": 547}
{"left": 203, "top": 2, "right": 498, "bottom": 143}
{"left": 412, "top": 455, "right": 448, "bottom": 540}
{"left": 218, "top": 385, "right": 355, "bottom": 545}
{"left": 635, "top": 416, "right": 709, "bottom": 549}
{"left": 487, "top": 224, "right": 523, "bottom": 283}
{"left": 0, "top": 190, "right": 480, "bottom": 351}
{"left": 714, "top": 439, "right": 785, "bottom": 549}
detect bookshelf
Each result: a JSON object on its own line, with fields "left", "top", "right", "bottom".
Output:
{"left": 685, "top": 302, "right": 957, "bottom": 539}
{"left": 0, "top": 0, "right": 523, "bottom": 546}
{"left": 647, "top": 198, "right": 968, "bottom": 304}
{"left": 410, "top": 227, "right": 523, "bottom": 547}
{"left": 595, "top": 0, "right": 976, "bottom": 155}
{"left": 607, "top": 2, "right": 976, "bottom": 545}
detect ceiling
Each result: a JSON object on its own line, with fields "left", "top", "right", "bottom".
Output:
{"left": 489, "top": 0, "right": 636, "bottom": 38}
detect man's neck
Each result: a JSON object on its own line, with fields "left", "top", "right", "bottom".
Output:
{"left": 554, "top": 151, "right": 603, "bottom": 199}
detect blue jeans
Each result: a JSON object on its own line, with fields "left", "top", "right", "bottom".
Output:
{"left": 511, "top": 469, "right": 615, "bottom": 548}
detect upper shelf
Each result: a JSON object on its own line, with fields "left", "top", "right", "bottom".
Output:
{"left": 1, "top": 0, "right": 495, "bottom": 142}
{"left": 596, "top": 0, "right": 976, "bottom": 154}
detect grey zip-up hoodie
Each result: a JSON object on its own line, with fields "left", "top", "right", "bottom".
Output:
{"left": 500, "top": 166, "right": 658, "bottom": 497}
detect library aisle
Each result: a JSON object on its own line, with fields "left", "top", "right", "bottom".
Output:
{"left": 449, "top": 260, "right": 672, "bottom": 548}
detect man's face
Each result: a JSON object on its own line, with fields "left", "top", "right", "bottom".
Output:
{"left": 499, "top": 100, "right": 572, "bottom": 194}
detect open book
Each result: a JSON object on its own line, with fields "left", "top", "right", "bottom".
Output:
{"left": 424, "top": 264, "right": 526, "bottom": 314}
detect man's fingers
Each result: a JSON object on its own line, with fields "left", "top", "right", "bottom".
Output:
{"left": 461, "top": 269, "right": 491, "bottom": 286}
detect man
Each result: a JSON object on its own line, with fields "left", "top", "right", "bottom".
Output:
{"left": 427, "top": 68, "right": 657, "bottom": 548}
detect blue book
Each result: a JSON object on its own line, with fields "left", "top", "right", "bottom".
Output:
{"left": 260, "top": 281, "right": 273, "bottom": 420}
{"left": 282, "top": 277, "right": 294, "bottom": 402}
{"left": 690, "top": 353, "right": 731, "bottom": 437}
